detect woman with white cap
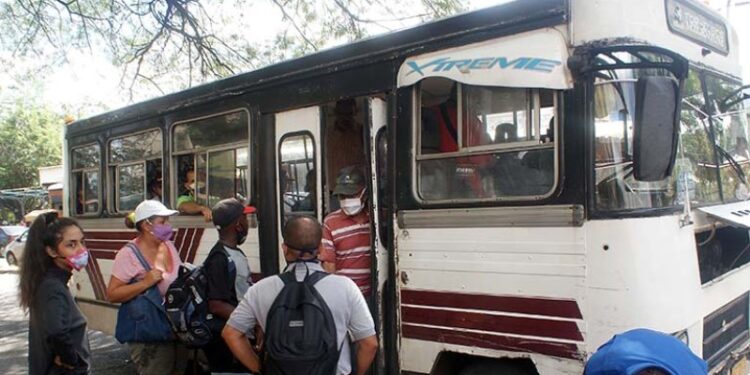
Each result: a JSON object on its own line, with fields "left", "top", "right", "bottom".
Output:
{"left": 106, "top": 200, "right": 186, "bottom": 374}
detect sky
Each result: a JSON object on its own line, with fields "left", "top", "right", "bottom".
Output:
{"left": 33, "top": 0, "right": 750, "bottom": 118}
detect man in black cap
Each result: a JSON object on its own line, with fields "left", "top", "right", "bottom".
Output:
{"left": 319, "top": 166, "right": 373, "bottom": 296}
{"left": 202, "top": 198, "right": 255, "bottom": 374}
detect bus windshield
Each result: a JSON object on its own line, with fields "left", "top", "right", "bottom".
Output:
{"left": 594, "top": 74, "right": 674, "bottom": 211}
{"left": 594, "top": 68, "right": 750, "bottom": 212}
{"left": 704, "top": 74, "right": 750, "bottom": 202}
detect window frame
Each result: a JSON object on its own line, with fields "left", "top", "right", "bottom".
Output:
{"left": 70, "top": 142, "right": 102, "bottom": 217}
{"left": 411, "top": 81, "right": 560, "bottom": 205}
{"left": 277, "top": 130, "right": 317, "bottom": 223}
{"left": 106, "top": 127, "right": 164, "bottom": 214}
{"left": 169, "top": 108, "right": 251, "bottom": 209}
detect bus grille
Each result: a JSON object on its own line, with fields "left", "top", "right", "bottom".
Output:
{"left": 703, "top": 293, "right": 749, "bottom": 368}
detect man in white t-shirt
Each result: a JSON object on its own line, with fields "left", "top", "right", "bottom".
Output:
{"left": 222, "top": 216, "right": 377, "bottom": 375}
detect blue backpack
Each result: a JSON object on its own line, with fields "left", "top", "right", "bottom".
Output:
{"left": 114, "top": 242, "right": 173, "bottom": 343}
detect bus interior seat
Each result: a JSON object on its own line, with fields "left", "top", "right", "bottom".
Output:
{"left": 494, "top": 123, "right": 517, "bottom": 144}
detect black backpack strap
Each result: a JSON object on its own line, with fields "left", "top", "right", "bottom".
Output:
{"left": 278, "top": 271, "right": 297, "bottom": 285}
{"left": 304, "top": 271, "right": 329, "bottom": 286}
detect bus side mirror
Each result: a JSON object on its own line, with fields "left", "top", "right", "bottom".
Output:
{"left": 633, "top": 76, "right": 681, "bottom": 182}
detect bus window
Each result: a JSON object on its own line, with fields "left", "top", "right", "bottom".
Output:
{"left": 416, "top": 77, "right": 556, "bottom": 202}
{"left": 279, "top": 133, "right": 316, "bottom": 223}
{"left": 108, "top": 129, "right": 163, "bottom": 212}
{"left": 71, "top": 144, "right": 101, "bottom": 215}
{"left": 172, "top": 110, "right": 249, "bottom": 212}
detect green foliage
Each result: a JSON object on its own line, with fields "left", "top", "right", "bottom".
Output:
{"left": 0, "top": 103, "right": 63, "bottom": 189}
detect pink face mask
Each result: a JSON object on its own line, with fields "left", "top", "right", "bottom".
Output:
{"left": 64, "top": 248, "right": 89, "bottom": 271}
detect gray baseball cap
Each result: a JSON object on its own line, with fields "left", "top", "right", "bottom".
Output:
{"left": 332, "top": 166, "right": 366, "bottom": 196}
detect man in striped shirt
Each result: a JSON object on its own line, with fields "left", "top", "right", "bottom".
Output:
{"left": 319, "top": 166, "right": 372, "bottom": 296}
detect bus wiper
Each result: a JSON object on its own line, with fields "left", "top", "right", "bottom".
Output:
{"left": 714, "top": 143, "right": 747, "bottom": 184}
{"left": 718, "top": 84, "right": 750, "bottom": 113}
{"left": 687, "top": 98, "right": 749, "bottom": 185}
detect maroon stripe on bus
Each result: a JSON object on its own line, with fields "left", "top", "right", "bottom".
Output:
{"left": 402, "top": 306, "right": 583, "bottom": 341}
{"left": 84, "top": 254, "right": 106, "bottom": 300}
{"left": 401, "top": 289, "right": 583, "bottom": 319}
{"left": 83, "top": 261, "right": 103, "bottom": 300}
{"left": 178, "top": 228, "right": 193, "bottom": 261}
{"left": 84, "top": 231, "right": 136, "bottom": 241}
{"left": 86, "top": 240, "right": 127, "bottom": 250}
{"left": 174, "top": 229, "right": 188, "bottom": 260}
{"left": 402, "top": 324, "right": 581, "bottom": 360}
{"left": 186, "top": 228, "right": 203, "bottom": 264}
{"left": 90, "top": 249, "right": 117, "bottom": 260}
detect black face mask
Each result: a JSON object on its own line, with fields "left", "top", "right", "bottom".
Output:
{"left": 237, "top": 223, "right": 249, "bottom": 246}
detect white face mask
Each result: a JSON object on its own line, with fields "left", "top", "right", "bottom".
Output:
{"left": 340, "top": 189, "right": 365, "bottom": 216}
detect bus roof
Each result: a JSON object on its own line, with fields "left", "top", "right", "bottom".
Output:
{"left": 66, "top": 0, "right": 567, "bottom": 134}
{"left": 67, "top": 0, "right": 742, "bottom": 136}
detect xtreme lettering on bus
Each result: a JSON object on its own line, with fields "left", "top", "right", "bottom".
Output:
{"left": 406, "top": 56, "right": 562, "bottom": 76}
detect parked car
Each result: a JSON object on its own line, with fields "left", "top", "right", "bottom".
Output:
{"left": 0, "top": 226, "right": 27, "bottom": 251}
{"left": 3, "top": 229, "right": 28, "bottom": 266}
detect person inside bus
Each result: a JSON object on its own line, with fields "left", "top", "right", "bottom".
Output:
{"left": 326, "top": 99, "right": 365, "bottom": 208}
{"left": 492, "top": 123, "right": 527, "bottom": 196}
{"left": 423, "top": 83, "right": 493, "bottom": 199}
{"left": 319, "top": 166, "right": 372, "bottom": 296}
{"left": 177, "top": 168, "right": 212, "bottom": 221}
{"left": 202, "top": 198, "right": 255, "bottom": 374}
{"left": 148, "top": 172, "right": 163, "bottom": 202}
{"left": 493, "top": 122, "right": 553, "bottom": 196}
{"left": 20, "top": 212, "right": 91, "bottom": 375}
{"left": 584, "top": 328, "right": 707, "bottom": 375}
{"left": 107, "top": 200, "right": 187, "bottom": 375}
{"left": 292, "top": 169, "right": 316, "bottom": 213}
{"left": 75, "top": 187, "right": 84, "bottom": 215}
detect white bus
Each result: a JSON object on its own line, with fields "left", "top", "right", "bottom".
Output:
{"left": 64, "top": 0, "right": 750, "bottom": 373}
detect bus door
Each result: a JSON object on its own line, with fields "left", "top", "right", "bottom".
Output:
{"left": 274, "top": 106, "right": 323, "bottom": 271}
{"left": 364, "top": 97, "right": 390, "bottom": 371}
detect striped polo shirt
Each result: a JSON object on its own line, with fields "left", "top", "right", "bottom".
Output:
{"left": 320, "top": 209, "right": 372, "bottom": 295}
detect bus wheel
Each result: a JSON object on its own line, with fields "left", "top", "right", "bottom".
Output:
{"left": 6, "top": 252, "right": 16, "bottom": 266}
{"left": 458, "top": 359, "right": 538, "bottom": 375}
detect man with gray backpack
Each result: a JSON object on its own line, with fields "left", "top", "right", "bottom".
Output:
{"left": 222, "top": 215, "right": 378, "bottom": 375}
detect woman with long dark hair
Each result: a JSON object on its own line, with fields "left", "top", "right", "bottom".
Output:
{"left": 19, "top": 212, "right": 90, "bottom": 374}
{"left": 107, "top": 200, "right": 185, "bottom": 374}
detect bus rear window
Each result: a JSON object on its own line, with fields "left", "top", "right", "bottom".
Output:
{"left": 416, "top": 77, "right": 557, "bottom": 202}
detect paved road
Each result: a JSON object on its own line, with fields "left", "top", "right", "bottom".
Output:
{"left": 0, "top": 259, "right": 136, "bottom": 374}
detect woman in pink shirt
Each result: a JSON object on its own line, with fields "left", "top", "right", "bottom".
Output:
{"left": 106, "top": 200, "right": 185, "bottom": 374}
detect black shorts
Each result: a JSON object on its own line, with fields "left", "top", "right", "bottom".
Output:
{"left": 203, "top": 336, "right": 249, "bottom": 373}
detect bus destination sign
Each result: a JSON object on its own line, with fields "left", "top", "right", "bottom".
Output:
{"left": 665, "top": 0, "right": 729, "bottom": 55}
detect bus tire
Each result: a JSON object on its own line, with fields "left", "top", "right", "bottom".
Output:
{"left": 458, "top": 359, "right": 537, "bottom": 375}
